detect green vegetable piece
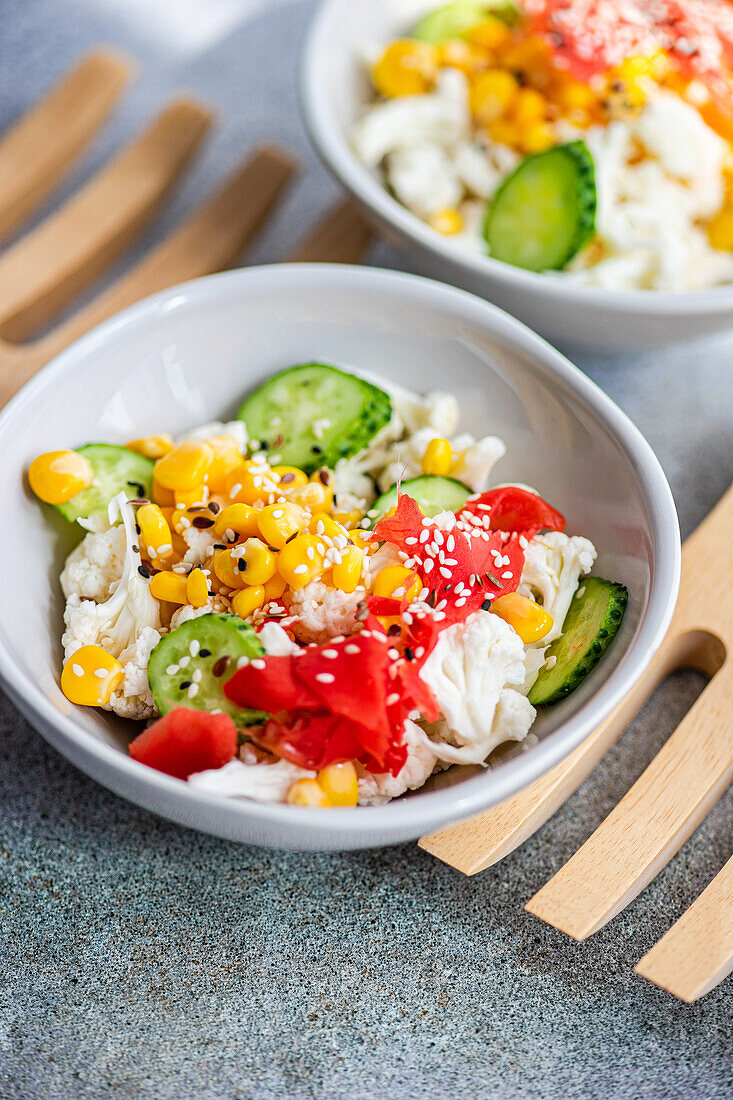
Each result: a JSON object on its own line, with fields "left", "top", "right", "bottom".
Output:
{"left": 484, "top": 141, "right": 597, "bottom": 272}
{"left": 147, "top": 613, "right": 266, "bottom": 725}
{"left": 237, "top": 362, "right": 392, "bottom": 475}
{"left": 415, "top": 0, "right": 518, "bottom": 41}
{"left": 56, "top": 444, "right": 154, "bottom": 525}
{"left": 528, "top": 577, "right": 628, "bottom": 706}
{"left": 371, "top": 474, "right": 471, "bottom": 525}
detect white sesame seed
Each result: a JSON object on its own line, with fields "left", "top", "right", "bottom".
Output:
{"left": 419, "top": 529, "right": 430, "bottom": 544}
{"left": 316, "top": 542, "right": 326, "bottom": 555}
{"left": 315, "top": 672, "right": 335, "bottom": 684}
{"left": 306, "top": 546, "right": 315, "bottom": 561}
{"left": 180, "top": 517, "right": 191, "bottom": 529}
{"left": 186, "top": 684, "right": 199, "bottom": 699}
{"left": 316, "top": 519, "right": 325, "bottom": 535}
{"left": 477, "top": 503, "right": 491, "bottom": 511}
{"left": 269, "top": 455, "right": 281, "bottom": 466}
{"left": 236, "top": 656, "right": 250, "bottom": 669}
{"left": 165, "top": 664, "right": 180, "bottom": 675}
{"left": 502, "top": 571, "right": 513, "bottom": 579}
{"left": 322, "top": 649, "right": 339, "bottom": 659}
{"left": 418, "top": 588, "right": 430, "bottom": 601}
{"left": 545, "top": 655, "right": 558, "bottom": 670}
{"left": 229, "top": 483, "right": 242, "bottom": 500}
{"left": 392, "top": 586, "right": 406, "bottom": 599}
{"left": 439, "top": 567, "right": 452, "bottom": 580}
{"left": 225, "top": 528, "right": 236, "bottom": 542}
{"left": 192, "top": 669, "right": 202, "bottom": 683}
{"left": 455, "top": 597, "right": 467, "bottom": 608}
{"left": 272, "top": 508, "right": 284, "bottom": 519}
{"left": 293, "top": 564, "right": 308, "bottom": 575}
{"left": 386, "top": 692, "right": 400, "bottom": 705}
{"left": 360, "top": 630, "right": 372, "bottom": 638}
{"left": 388, "top": 650, "right": 399, "bottom": 661}
{"left": 443, "top": 558, "right": 458, "bottom": 567}
{"left": 415, "top": 647, "right": 425, "bottom": 659}
{"left": 179, "top": 656, "right": 190, "bottom": 667}
{"left": 189, "top": 639, "right": 200, "bottom": 657}
{"left": 94, "top": 668, "right": 108, "bottom": 678}
{"left": 269, "top": 415, "right": 282, "bottom": 428}
{"left": 576, "top": 585, "right": 586, "bottom": 599}
{"left": 402, "top": 612, "right": 413, "bottom": 625}
{"left": 344, "top": 644, "right": 360, "bottom": 654}
{"left": 434, "top": 531, "right": 444, "bottom": 546}
{"left": 421, "top": 517, "right": 433, "bottom": 527}
{"left": 424, "top": 559, "right": 434, "bottom": 574}
{"left": 359, "top": 519, "right": 371, "bottom": 529}
{"left": 405, "top": 537, "right": 418, "bottom": 546}
{"left": 157, "top": 543, "right": 172, "bottom": 554}
{"left": 446, "top": 535, "right": 455, "bottom": 552}
{"left": 519, "top": 535, "right": 529, "bottom": 549}
{"left": 372, "top": 631, "right": 388, "bottom": 642}
{"left": 251, "top": 658, "right": 266, "bottom": 669}
{"left": 433, "top": 611, "right": 446, "bottom": 622}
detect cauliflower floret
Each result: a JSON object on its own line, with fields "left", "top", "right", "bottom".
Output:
{"left": 285, "top": 580, "right": 363, "bottom": 644}
{"left": 62, "top": 492, "right": 162, "bottom": 662}
{"left": 450, "top": 434, "right": 506, "bottom": 493}
{"left": 386, "top": 142, "right": 463, "bottom": 219}
{"left": 188, "top": 758, "right": 314, "bottom": 802}
{"left": 257, "top": 621, "right": 300, "bottom": 657}
{"left": 417, "top": 611, "right": 535, "bottom": 765}
{"left": 518, "top": 531, "right": 596, "bottom": 644}
{"left": 169, "top": 595, "right": 230, "bottom": 630}
{"left": 106, "top": 626, "right": 160, "bottom": 720}
{"left": 181, "top": 419, "right": 247, "bottom": 453}
{"left": 388, "top": 384, "right": 460, "bottom": 438}
{"left": 60, "top": 525, "right": 126, "bottom": 602}
{"left": 357, "top": 719, "right": 440, "bottom": 805}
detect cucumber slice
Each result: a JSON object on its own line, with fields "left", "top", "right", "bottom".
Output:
{"left": 415, "top": 0, "right": 518, "bottom": 41}
{"left": 148, "top": 613, "right": 266, "bottom": 726}
{"left": 237, "top": 363, "right": 392, "bottom": 475}
{"left": 528, "top": 578, "right": 628, "bottom": 706}
{"left": 484, "top": 141, "right": 596, "bottom": 272}
{"left": 371, "top": 475, "right": 471, "bottom": 525}
{"left": 56, "top": 444, "right": 154, "bottom": 525}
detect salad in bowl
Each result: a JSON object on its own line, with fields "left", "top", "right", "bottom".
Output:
{"left": 351, "top": 0, "right": 733, "bottom": 291}
{"left": 29, "top": 361, "right": 627, "bottom": 810}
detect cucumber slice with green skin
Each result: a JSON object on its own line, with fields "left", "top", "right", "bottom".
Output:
{"left": 148, "top": 613, "right": 266, "bottom": 726}
{"left": 528, "top": 578, "right": 628, "bottom": 706}
{"left": 484, "top": 141, "right": 597, "bottom": 273}
{"left": 56, "top": 444, "right": 155, "bottom": 525}
{"left": 371, "top": 475, "right": 471, "bottom": 525}
{"left": 415, "top": 0, "right": 519, "bottom": 41}
{"left": 237, "top": 363, "right": 393, "bottom": 476}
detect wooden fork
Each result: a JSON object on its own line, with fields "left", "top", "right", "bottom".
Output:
{"left": 0, "top": 50, "right": 373, "bottom": 409}
{"left": 421, "top": 485, "right": 733, "bottom": 1002}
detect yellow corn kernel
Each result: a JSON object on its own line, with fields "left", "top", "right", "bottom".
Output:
{"left": 257, "top": 501, "right": 310, "bottom": 549}
{"left": 489, "top": 118, "right": 520, "bottom": 148}
{"left": 205, "top": 436, "right": 243, "bottom": 493}
{"left": 224, "top": 462, "right": 279, "bottom": 505}
{"left": 465, "top": 16, "right": 512, "bottom": 51}
{"left": 151, "top": 477, "right": 175, "bottom": 506}
{"left": 290, "top": 478, "right": 333, "bottom": 514}
{"left": 137, "top": 503, "right": 173, "bottom": 562}
{"left": 331, "top": 509, "right": 363, "bottom": 530}
{"left": 421, "top": 437, "right": 453, "bottom": 476}
{"left": 231, "top": 585, "right": 266, "bottom": 620}
{"left": 125, "top": 434, "right": 174, "bottom": 460}
{"left": 428, "top": 207, "right": 465, "bottom": 235}
{"left": 271, "top": 465, "right": 309, "bottom": 492}
{"left": 707, "top": 207, "right": 733, "bottom": 251}
{"left": 213, "top": 503, "right": 260, "bottom": 540}
{"left": 372, "top": 40, "right": 438, "bottom": 99}
{"left": 373, "top": 565, "right": 421, "bottom": 603}
{"left": 308, "top": 514, "right": 347, "bottom": 541}
{"left": 213, "top": 548, "right": 247, "bottom": 590}
{"left": 154, "top": 441, "right": 213, "bottom": 491}
{"left": 150, "top": 571, "right": 189, "bottom": 605}
{"left": 316, "top": 761, "right": 358, "bottom": 807}
{"left": 28, "top": 450, "right": 94, "bottom": 504}
{"left": 512, "top": 86, "right": 547, "bottom": 126}
{"left": 437, "top": 39, "right": 483, "bottom": 75}
{"left": 61, "top": 645, "right": 124, "bottom": 706}
{"left": 470, "top": 68, "right": 518, "bottom": 124}
{"left": 186, "top": 567, "right": 210, "bottom": 608}
{"left": 263, "top": 573, "right": 288, "bottom": 601}
{"left": 277, "top": 533, "right": 325, "bottom": 589}
{"left": 332, "top": 545, "right": 364, "bottom": 594}
{"left": 556, "top": 78, "right": 597, "bottom": 114}
{"left": 505, "top": 36, "right": 552, "bottom": 79}
{"left": 286, "top": 778, "right": 332, "bottom": 807}
{"left": 174, "top": 485, "right": 207, "bottom": 508}
{"left": 521, "top": 121, "right": 556, "bottom": 153}
{"left": 491, "top": 592, "right": 553, "bottom": 643}
{"left": 348, "top": 529, "right": 371, "bottom": 550}
{"left": 233, "top": 537, "right": 277, "bottom": 585}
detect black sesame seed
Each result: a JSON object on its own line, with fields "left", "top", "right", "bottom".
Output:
{"left": 199, "top": 649, "right": 212, "bottom": 658}
{"left": 213, "top": 543, "right": 227, "bottom": 550}
{"left": 405, "top": 647, "right": 415, "bottom": 662}
{"left": 481, "top": 599, "right": 492, "bottom": 611}
{"left": 127, "top": 480, "right": 146, "bottom": 496}
{"left": 237, "top": 559, "right": 248, "bottom": 571}
{"left": 179, "top": 681, "right": 192, "bottom": 690}
{"left": 138, "top": 564, "right": 151, "bottom": 579}
{"left": 135, "top": 522, "right": 141, "bottom": 535}
{"left": 311, "top": 445, "right": 323, "bottom": 455}
{"left": 208, "top": 501, "right": 220, "bottom": 514}
{"left": 132, "top": 545, "right": 139, "bottom": 554}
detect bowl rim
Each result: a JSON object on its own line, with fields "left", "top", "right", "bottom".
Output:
{"left": 0, "top": 263, "right": 681, "bottom": 842}
{"left": 301, "top": 0, "right": 733, "bottom": 317}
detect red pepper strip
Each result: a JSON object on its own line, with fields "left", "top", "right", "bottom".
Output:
{"left": 129, "top": 708, "right": 237, "bottom": 779}
{"left": 458, "top": 486, "right": 565, "bottom": 540}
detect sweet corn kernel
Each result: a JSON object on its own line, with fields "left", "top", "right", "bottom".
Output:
{"left": 213, "top": 503, "right": 260, "bottom": 540}
{"left": 372, "top": 40, "right": 437, "bottom": 98}
{"left": 290, "top": 478, "right": 333, "bottom": 514}
{"left": 316, "top": 761, "right": 358, "bottom": 807}
{"left": 154, "top": 441, "right": 213, "bottom": 491}
{"left": 125, "top": 434, "right": 174, "bottom": 460}
{"left": 421, "top": 437, "right": 453, "bottom": 476}
{"left": 169, "top": 504, "right": 212, "bottom": 536}
{"left": 152, "top": 477, "right": 175, "bottom": 506}
{"left": 150, "top": 571, "right": 189, "bottom": 605}
{"left": 28, "top": 450, "right": 94, "bottom": 504}
{"left": 332, "top": 545, "right": 364, "bottom": 594}
{"left": 437, "top": 39, "right": 482, "bottom": 75}
{"left": 137, "top": 503, "right": 173, "bottom": 562}
{"left": 174, "top": 485, "right": 207, "bottom": 508}
{"left": 470, "top": 68, "right": 518, "bottom": 124}
{"left": 331, "top": 509, "right": 363, "bottom": 530}
{"left": 465, "top": 16, "right": 512, "bottom": 51}
{"left": 206, "top": 436, "right": 243, "bottom": 493}
{"left": 224, "top": 462, "right": 279, "bottom": 505}
{"left": 271, "top": 465, "right": 309, "bottom": 492}
{"left": 505, "top": 36, "right": 552, "bottom": 79}
{"left": 233, "top": 537, "right": 277, "bottom": 585}
{"left": 491, "top": 592, "right": 553, "bottom": 642}
{"left": 263, "top": 573, "right": 287, "bottom": 601}
{"left": 257, "top": 501, "right": 310, "bottom": 549}
{"left": 278, "top": 533, "right": 325, "bottom": 589}
{"left": 308, "top": 514, "right": 348, "bottom": 541}
{"left": 231, "top": 585, "right": 266, "bottom": 620}
{"left": 427, "top": 207, "right": 465, "bottom": 235}
{"left": 708, "top": 207, "right": 733, "bottom": 251}
{"left": 512, "top": 86, "right": 547, "bottom": 126}
{"left": 489, "top": 118, "right": 521, "bottom": 148}
{"left": 213, "top": 548, "right": 247, "bottom": 590}
{"left": 61, "top": 645, "right": 123, "bottom": 706}
{"left": 348, "top": 529, "right": 371, "bottom": 550}
{"left": 522, "top": 121, "right": 556, "bottom": 153}
{"left": 373, "top": 565, "right": 421, "bottom": 602}
{"left": 286, "top": 778, "right": 331, "bottom": 807}
{"left": 186, "top": 567, "right": 210, "bottom": 608}
{"left": 556, "top": 79, "right": 597, "bottom": 114}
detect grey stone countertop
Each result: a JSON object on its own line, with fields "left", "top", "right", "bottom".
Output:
{"left": 1, "top": 1, "right": 732, "bottom": 1097}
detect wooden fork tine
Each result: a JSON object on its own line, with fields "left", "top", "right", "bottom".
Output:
{"left": 635, "top": 852, "right": 733, "bottom": 1002}
{"left": 0, "top": 98, "right": 212, "bottom": 344}
{"left": 0, "top": 50, "right": 132, "bottom": 244}
{"left": 288, "top": 199, "right": 372, "bottom": 263}
{"left": 0, "top": 145, "right": 297, "bottom": 406}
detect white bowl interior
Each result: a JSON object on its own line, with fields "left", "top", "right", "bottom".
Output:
{"left": 0, "top": 266, "right": 678, "bottom": 848}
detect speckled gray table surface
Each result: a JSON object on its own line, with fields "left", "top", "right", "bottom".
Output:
{"left": 1, "top": 2, "right": 732, "bottom": 1098}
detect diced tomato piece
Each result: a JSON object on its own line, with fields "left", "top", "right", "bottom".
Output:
{"left": 224, "top": 654, "right": 315, "bottom": 716}
{"left": 458, "top": 487, "right": 565, "bottom": 539}
{"left": 129, "top": 708, "right": 237, "bottom": 779}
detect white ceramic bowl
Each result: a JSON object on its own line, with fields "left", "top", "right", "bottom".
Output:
{"left": 0, "top": 264, "right": 679, "bottom": 850}
{"left": 302, "top": 0, "right": 733, "bottom": 353}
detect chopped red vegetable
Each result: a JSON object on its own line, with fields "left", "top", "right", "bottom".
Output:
{"left": 129, "top": 708, "right": 237, "bottom": 779}
{"left": 457, "top": 486, "right": 565, "bottom": 540}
